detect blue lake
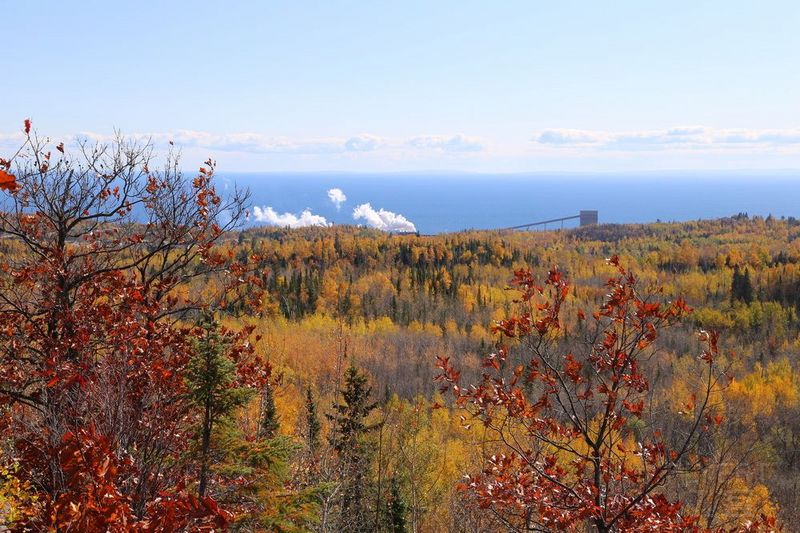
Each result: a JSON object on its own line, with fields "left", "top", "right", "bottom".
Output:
{"left": 224, "top": 172, "right": 800, "bottom": 234}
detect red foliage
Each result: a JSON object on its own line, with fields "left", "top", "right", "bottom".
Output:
{"left": 142, "top": 486, "right": 233, "bottom": 533}
{"left": 14, "top": 425, "right": 136, "bottom": 532}
{"left": 0, "top": 120, "right": 266, "bottom": 531}
{"left": 0, "top": 169, "right": 16, "bottom": 192}
{"left": 437, "top": 257, "right": 775, "bottom": 532}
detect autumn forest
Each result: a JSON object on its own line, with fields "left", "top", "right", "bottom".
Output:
{"left": 1, "top": 125, "right": 799, "bottom": 532}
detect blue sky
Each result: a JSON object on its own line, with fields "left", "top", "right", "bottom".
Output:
{"left": 3, "top": 1, "right": 800, "bottom": 172}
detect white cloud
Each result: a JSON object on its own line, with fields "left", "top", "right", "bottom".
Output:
{"left": 72, "top": 130, "right": 350, "bottom": 155}
{"left": 0, "top": 132, "right": 25, "bottom": 143}
{"left": 344, "top": 135, "right": 383, "bottom": 152}
{"left": 536, "top": 129, "right": 607, "bottom": 145}
{"left": 0, "top": 132, "right": 25, "bottom": 154}
{"left": 407, "top": 134, "right": 484, "bottom": 152}
{"left": 12, "top": 125, "right": 800, "bottom": 173}
{"left": 353, "top": 203, "right": 416, "bottom": 233}
{"left": 534, "top": 126, "right": 800, "bottom": 151}
{"left": 251, "top": 206, "right": 330, "bottom": 228}
{"left": 327, "top": 188, "right": 347, "bottom": 210}
{"left": 163, "top": 131, "right": 346, "bottom": 155}
{"left": 63, "top": 130, "right": 487, "bottom": 156}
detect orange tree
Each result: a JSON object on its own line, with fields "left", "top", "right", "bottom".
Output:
{"left": 0, "top": 121, "right": 266, "bottom": 530}
{"left": 436, "top": 257, "right": 776, "bottom": 532}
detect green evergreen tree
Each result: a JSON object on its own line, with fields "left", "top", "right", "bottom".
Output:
{"left": 221, "top": 431, "right": 321, "bottom": 531}
{"left": 741, "top": 267, "right": 754, "bottom": 303}
{"left": 732, "top": 265, "right": 742, "bottom": 303}
{"left": 186, "top": 313, "right": 252, "bottom": 497}
{"left": 732, "top": 265, "right": 755, "bottom": 304}
{"left": 216, "top": 395, "right": 322, "bottom": 531}
{"left": 386, "top": 476, "right": 407, "bottom": 533}
{"left": 259, "top": 381, "right": 280, "bottom": 439}
{"left": 305, "top": 387, "right": 321, "bottom": 454}
{"left": 327, "top": 364, "right": 379, "bottom": 532}
{"left": 186, "top": 317, "right": 320, "bottom": 527}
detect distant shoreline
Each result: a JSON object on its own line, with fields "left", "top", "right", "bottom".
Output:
{"left": 228, "top": 172, "right": 800, "bottom": 235}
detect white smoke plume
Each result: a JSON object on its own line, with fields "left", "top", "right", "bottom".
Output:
{"left": 352, "top": 203, "right": 417, "bottom": 233}
{"left": 327, "top": 188, "right": 347, "bottom": 210}
{"left": 252, "top": 206, "right": 330, "bottom": 228}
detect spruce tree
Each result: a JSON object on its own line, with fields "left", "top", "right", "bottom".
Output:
{"left": 305, "top": 387, "right": 321, "bottom": 454}
{"left": 327, "top": 364, "right": 379, "bottom": 532}
{"left": 732, "top": 265, "right": 755, "bottom": 304}
{"left": 387, "top": 476, "right": 407, "bottom": 533}
{"left": 259, "top": 381, "right": 280, "bottom": 439}
{"left": 186, "top": 313, "right": 252, "bottom": 497}
{"left": 732, "top": 265, "right": 743, "bottom": 303}
{"left": 741, "top": 267, "right": 754, "bottom": 303}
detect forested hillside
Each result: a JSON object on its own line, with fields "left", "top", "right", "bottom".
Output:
{"left": 1, "top": 127, "right": 798, "bottom": 531}
{"left": 222, "top": 215, "right": 800, "bottom": 530}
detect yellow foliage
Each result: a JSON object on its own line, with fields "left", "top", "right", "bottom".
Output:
{"left": 707, "top": 477, "right": 777, "bottom": 528}
{"left": 0, "top": 458, "right": 35, "bottom": 526}
{"left": 728, "top": 359, "right": 798, "bottom": 419}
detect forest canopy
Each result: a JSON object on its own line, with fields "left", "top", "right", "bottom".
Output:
{"left": 0, "top": 123, "right": 795, "bottom": 531}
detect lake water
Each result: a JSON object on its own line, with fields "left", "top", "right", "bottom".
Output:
{"left": 226, "top": 172, "right": 800, "bottom": 234}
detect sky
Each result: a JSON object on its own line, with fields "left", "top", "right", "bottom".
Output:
{"left": 2, "top": 1, "right": 800, "bottom": 172}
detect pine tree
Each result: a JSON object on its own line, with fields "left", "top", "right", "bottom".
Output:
{"left": 732, "top": 265, "right": 755, "bottom": 304}
{"left": 742, "top": 267, "right": 754, "bottom": 303}
{"left": 219, "top": 391, "right": 322, "bottom": 531}
{"left": 259, "top": 381, "right": 280, "bottom": 439}
{"left": 327, "top": 364, "right": 379, "bottom": 532}
{"left": 305, "top": 388, "right": 321, "bottom": 454}
{"left": 386, "top": 476, "right": 407, "bottom": 533}
{"left": 186, "top": 313, "right": 252, "bottom": 497}
{"left": 732, "top": 265, "right": 742, "bottom": 303}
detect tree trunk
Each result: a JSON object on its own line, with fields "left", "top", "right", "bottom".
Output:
{"left": 198, "top": 397, "right": 212, "bottom": 497}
